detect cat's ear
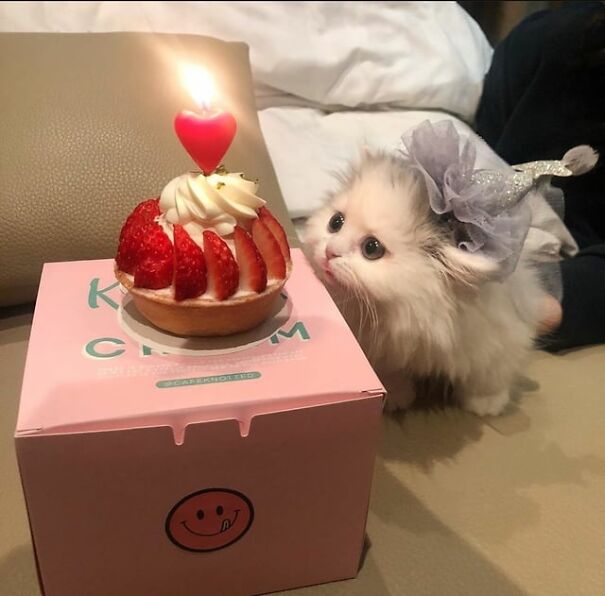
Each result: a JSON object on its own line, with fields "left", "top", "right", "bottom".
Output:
{"left": 439, "top": 245, "right": 499, "bottom": 286}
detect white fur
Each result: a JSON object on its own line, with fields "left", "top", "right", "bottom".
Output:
{"left": 304, "top": 153, "right": 543, "bottom": 416}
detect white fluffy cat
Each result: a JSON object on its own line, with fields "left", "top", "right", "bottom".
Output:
{"left": 304, "top": 152, "right": 544, "bottom": 416}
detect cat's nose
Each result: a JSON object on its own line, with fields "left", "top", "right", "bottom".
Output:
{"left": 325, "top": 246, "right": 341, "bottom": 260}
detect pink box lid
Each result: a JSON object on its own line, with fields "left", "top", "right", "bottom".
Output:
{"left": 16, "top": 250, "right": 383, "bottom": 441}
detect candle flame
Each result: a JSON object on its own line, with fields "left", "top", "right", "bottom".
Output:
{"left": 179, "top": 64, "right": 215, "bottom": 110}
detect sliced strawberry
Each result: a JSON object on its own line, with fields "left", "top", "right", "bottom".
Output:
{"left": 259, "top": 206, "right": 291, "bottom": 264}
{"left": 133, "top": 223, "right": 174, "bottom": 289}
{"left": 119, "top": 198, "right": 160, "bottom": 241}
{"left": 173, "top": 225, "right": 207, "bottom": 300}
{"left": 134, "top": 256, "right": 174, "bottom": 290}
{"left": 131, "top": 197, "right": 160, "bottom": 224}
{"left": 116, "top": 222, "right": 147, "bottom": 273}
{"left": 203, "top": 230, "right": 239, "bottom": 300}
{"left": 116, "top": 199, "right": 161, "bottom": 272}
{"left": 234, "top": 226, "right": 267, "bottom": 293}
{"left": 252, "top": 219, "right": 286, "bottom": 279}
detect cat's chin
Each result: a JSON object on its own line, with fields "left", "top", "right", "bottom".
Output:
{"left": 319, "top": 272, "right": 353, "bottom": 301}
{"left": 322, "top": 268, "right": 351, "bottom": 292}
{"left": 314, "top": 263, "right": 348, "bottom": 294}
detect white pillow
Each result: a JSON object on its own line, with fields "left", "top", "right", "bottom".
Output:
{"left": 0, "top": 1, "right": 492, "bottom": 120}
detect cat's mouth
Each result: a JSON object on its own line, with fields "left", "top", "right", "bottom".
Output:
{"left": 323, "top": 266, "right": 336, "bottom": 282}
{"left": 320, "top": 258, "right": 337, "bottom": 283}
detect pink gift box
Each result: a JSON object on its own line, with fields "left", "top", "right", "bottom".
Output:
{"left": 15, "top": 249, "right": 384, "bottom": 595}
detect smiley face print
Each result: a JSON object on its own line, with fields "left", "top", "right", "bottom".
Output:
{"left": 166, "top": 488, "right": 254, "bottom": 552}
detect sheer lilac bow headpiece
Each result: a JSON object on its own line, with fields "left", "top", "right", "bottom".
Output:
{"left": 398, "top": 120, "right": 597, "bottom": 280}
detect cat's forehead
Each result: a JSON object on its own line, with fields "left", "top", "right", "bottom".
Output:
{"left": 333, "top": 160, "right": 425, "bottom": 227}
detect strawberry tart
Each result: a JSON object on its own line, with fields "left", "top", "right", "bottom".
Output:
{"left": 115, "top": 167, "right": 291, "bottom": 336}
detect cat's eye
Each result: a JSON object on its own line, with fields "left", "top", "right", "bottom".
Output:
{"left": 361, "top": 236, "right": 385, "bottom": 260}
{"left": 328, "top": 212, "right": 345, "bottom": 233}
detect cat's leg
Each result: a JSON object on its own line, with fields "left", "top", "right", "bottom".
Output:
{"left": 380, "top": 371, "right": 416, "bottom": 413}
{"left": 456, "top": 351, "right": 519, "bottom": 417}
{"left": 461, "top": 389, "right": 511, "bottom": 417}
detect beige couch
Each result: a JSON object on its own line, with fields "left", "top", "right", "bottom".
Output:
{"left": 2, "top": 33, "right": 605, "bottom": 596}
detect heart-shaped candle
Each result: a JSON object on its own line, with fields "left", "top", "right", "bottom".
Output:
{"left": 174, "top": 65, "right": 237, "bottom": 175}
{"left": 174, "top": 110, "right": 236, "bottom": 175}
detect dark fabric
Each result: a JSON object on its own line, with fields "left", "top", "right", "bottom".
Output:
{"left": 475, "top": 2, "right": 605, "bottom": 351}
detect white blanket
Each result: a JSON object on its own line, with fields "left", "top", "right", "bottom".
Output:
{"left": 1, "top": 1, "right": 492, "bottom": 121}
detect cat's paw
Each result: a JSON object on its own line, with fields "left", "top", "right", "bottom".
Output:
{"left": 382, "top": 375, "right": 416, "bottom": 413}
{"left": 462, "top": 390, "right": 510, "bottom": 417}
{"left": 383, "top": 392, "right": 415, "bottom": 413}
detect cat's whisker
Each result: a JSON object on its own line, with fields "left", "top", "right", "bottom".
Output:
{"left": 355, "top": 287, "right": 367, "bottom": 339}
{"left": 341, "top": 264, "right": 368, "bottom": 339}
{"left": 342, "top": 263, "right": 381, "bottom": 359}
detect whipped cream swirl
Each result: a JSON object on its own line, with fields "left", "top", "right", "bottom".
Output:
{"left": 159, "top": 170, "right": 266, "bottom": 236}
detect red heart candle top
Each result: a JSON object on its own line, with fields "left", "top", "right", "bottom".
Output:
{"left": 174, "top": 110, "right": 237, "bottom": 175}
